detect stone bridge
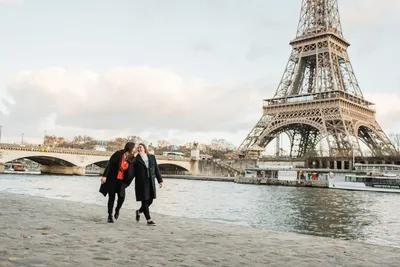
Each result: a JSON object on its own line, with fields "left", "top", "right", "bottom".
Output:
{"left": 0, "top": 144, "right": 195, "bottom": 175}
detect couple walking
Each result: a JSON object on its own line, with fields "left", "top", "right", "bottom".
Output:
{"left": 99, "top": 142, "right": 163, "bottom": 225}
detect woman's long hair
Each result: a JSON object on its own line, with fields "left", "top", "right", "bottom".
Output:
{"left": 123, "top": 141, "right": 136, "bottom": 163}
{"left": 124, "top": 142, "right": 135, "bottom": 153}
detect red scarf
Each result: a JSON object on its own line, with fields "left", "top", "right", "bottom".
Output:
{"left": 117, "top": 154, "right": 129, "bottom": 180}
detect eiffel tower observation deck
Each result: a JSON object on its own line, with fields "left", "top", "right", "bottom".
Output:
{"left": 238, "top": 0, "right": 395, "bottom": 159}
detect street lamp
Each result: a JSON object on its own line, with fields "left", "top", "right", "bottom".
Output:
{"left": 43, "top": 130, "right": 46, "bottom": 146}
{"left": 352, "top": 144, "right": 355, "bottom": 170}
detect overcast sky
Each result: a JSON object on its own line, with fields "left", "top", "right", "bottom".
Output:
{"left": 0, "top": 0, "right": 399, "bottom": 148}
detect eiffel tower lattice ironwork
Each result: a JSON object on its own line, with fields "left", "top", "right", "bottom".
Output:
{"left": 238, "top": 0, "right": 395, "bottom": 158}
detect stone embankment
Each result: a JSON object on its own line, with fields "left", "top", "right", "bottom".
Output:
{"left": 164, "top": 175, "right": 234, "bottom": 182}
{"left": 234, "top": 177, "right": 328, "bottom": 187}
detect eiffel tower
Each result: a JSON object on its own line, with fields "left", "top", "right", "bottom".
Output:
{"left": 239, "top": 0, "right": 394, "bottom": 158}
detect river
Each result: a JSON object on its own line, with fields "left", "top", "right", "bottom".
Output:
{"left": 1, "top": 173, "right": 399, "bottom": 248}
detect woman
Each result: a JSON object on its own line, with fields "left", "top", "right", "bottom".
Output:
{"left": 134, "top": 143, "right": 163, "bottom": 225}
{"left": 99, "top": 142, "right": 135, "bottom": 223}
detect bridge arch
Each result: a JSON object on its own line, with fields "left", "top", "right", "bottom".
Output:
{"left": 158, "top": 163, "right": 190, "bottom": 175}
{"left": 84, "top": 159, "right": 110, "bottom": 168}
{"left": 2, "top": 153, "right": 77, "bottom": 167}
{"left": 157, "top": 160, "right": 190, "bottom": 174}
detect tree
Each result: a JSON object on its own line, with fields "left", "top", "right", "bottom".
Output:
{"left": 68, "top": 135, "right": 96, "bottom": 149}
{"left": 82, "top": 135, "right": 96, "bottom": 150}
{"left": 44, "top": 135, "right": 69, "bottom": 147}
{"left": 107, "top": 137, "right": 127, "bottom": 151}
{"left": 210, "top": 139, "right": 235, "bottom": 151}
{"left": 182, "top": 142, "right": 194, "bottom": 149}
{"left": 56, "top": 137, "right": 68, "bottom": 147}
{"left": 156, "top": 140, "right": 171, "bottom": 151}
{"left": 44, "top": 135, "right": 58, "bottom": 147}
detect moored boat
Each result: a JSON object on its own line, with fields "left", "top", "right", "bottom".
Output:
{"left": 5, "top": 162, "right": 26, "bottom": 171}
{"left": 328, "top": 163, "right": 400, "bottom": 193}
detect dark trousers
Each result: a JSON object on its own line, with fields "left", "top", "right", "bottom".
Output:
{"left": 108, "top": 181, "right": 125, "bottom": 215}
{"left": 139, "top": 199, "right": 153, "bottom": 220}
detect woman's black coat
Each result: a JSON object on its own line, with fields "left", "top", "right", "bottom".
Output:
{"left": 99, "top": 150, "right": 134, "bottom": 197}
{"left": 134, "top": 154, "right": 163, "bottom": 201}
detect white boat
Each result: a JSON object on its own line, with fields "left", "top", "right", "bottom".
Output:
{"left": 328, "top": 163, "right": 400, "bottom": 193}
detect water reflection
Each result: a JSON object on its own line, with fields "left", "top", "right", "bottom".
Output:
{"left": 0, "top": 174, "right": 399, "bottom": 247}
{"left": 281, "top": 188, "right": 376, "bottom": 239}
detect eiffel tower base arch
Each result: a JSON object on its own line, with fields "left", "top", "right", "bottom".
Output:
{"left": 240, "top": 94, "right": 394, "bottom": 158}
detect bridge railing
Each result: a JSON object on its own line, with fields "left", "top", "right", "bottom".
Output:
{"left": 0, "top": 144, "right": 190, "bottom": 161}
{"left": 0, "top": 144, "right": 113, "bottom": 156}
{"left": 156, "top": 155, "right": 190, "bottom": 162}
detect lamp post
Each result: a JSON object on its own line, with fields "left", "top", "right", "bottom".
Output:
{"left": 0, "top": 126, "right": 2, "bottom": 143}
{"left": 352, "top": 144, "right": 355, "bottom": 170}
{"left": 21, "top": 133, "right": 24, "bottom": 145}
{"left": 43, "top": 130, "right": 46, "bottom": 146}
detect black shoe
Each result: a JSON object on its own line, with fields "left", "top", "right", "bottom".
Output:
{"left": 108, "top": 215, "right": 114, "bottom": 223}
{"left": 147, "top": 221, "right": 156, "bottom": 226}
{"left": 135, "top": 210, "right": 140, "bottom": 222}
{"left": 114, "top": 210, "right": 119, "bottom": 220}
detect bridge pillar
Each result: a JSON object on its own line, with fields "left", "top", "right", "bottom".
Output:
{"left": 0, "top": 163, "right": 4, "bottom": 173}
{"left": 190, "top": 146, "right": 200, "bottom": 175}
{"left": 190, "top": 160, "right": 199, "bottom": 176}
{"left": 41, "top": 165, "right": 86, "bottom": 176}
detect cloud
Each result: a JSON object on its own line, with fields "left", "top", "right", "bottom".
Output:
{"left": 193, "top": 42, "right": 213, "bottom": 53}
{"left": 2, "top": 67, "right": 267, "bottom": 145}
{"left": 3, "top": 68, "right": 397, "bottom": 147}
{"left": 0, "top": 0, "right": 23, "bottom": 5}
{"left": 341, "top": 0, "right": 400, "bottom": 27}
{"left": 246, "top": 43, "right": 271, "bottom": 61}
{"left": 364, "top": 92, "right": 400, "bottom": 134}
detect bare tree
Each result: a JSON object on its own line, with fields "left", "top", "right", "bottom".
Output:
{"left": 107, "top": 137, "right": 127, "bottom": 151}
{"left": 156, "top": 140, "right": 171, "bottom": 152}
{"left": 67, "top": 135, "right": 96, "bottom": 149}
{"left": 389, "top": 133, "right": 400, "bottom": 155}
{"left": 44, "top": 135, "right": 69, "bottom": 147}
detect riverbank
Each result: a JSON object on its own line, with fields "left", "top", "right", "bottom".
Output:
{"left": 164, "top": 174, "right": 234, "bottom": 182}
{"left": 234, "top": 177, "right": 328, "bottom": 187}
{"left": 0, "top": 192, "right": 399, "bottom": 266}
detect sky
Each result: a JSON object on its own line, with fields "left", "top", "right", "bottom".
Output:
{"left": 0, "top": 0, "right": 399, "bottom": 149}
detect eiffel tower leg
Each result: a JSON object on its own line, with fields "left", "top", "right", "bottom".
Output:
{"left": 286, "top": 130, "right": 297, "bottom": 157}
{"left": 343, "top": 120, "right": 364, "bottom": 157}
{"left": 370, "top": 122, "right": 395, "bottom": 155}
{"left": 321, "top": 119, "right": 333, "bottom": 157}
{"left": 357, "top": 123, "right": 394, "bottom": 156}
{"left": 287, "top": 125, "right": 319, "bottom": 157}
{"left": 324, "top": 118, "right": 354, "bottom": 156}
{"left": 238, "top": 115, "right": 279, "bottom": 158}
{"left": 274, "top": 49, "right": 301, "bottom": 98}
{"left": 343, "top": 120, "right": 356, "bottom": 157}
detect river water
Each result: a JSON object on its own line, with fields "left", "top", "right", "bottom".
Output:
{"left": 1, "top": 173, "right": 399, "bottom": 248}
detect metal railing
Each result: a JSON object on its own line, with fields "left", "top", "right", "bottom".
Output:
{"left": 263, "top": 90, "right": 374, "bottom": 108}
